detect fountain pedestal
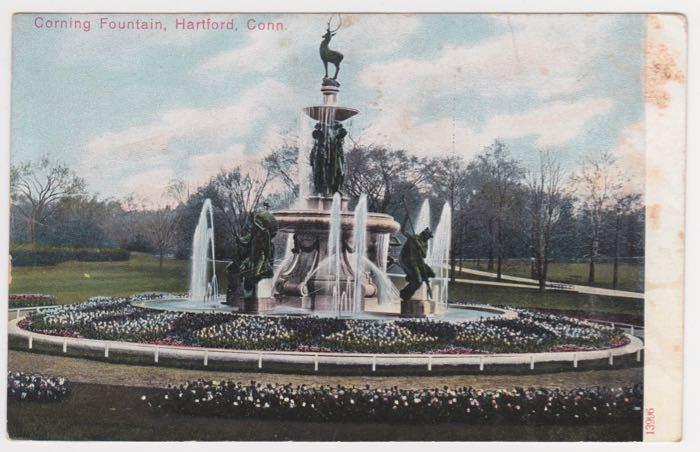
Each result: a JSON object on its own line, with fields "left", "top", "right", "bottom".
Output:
{"left": 239, "top": 279, "right": 275, "bottom": 314}
{"left": 272, "top": 195, "right": 400, "bottom": 312}
{"left": 400, "top": 285, "right": 429, "bottom": 317}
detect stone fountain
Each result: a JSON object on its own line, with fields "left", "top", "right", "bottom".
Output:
{"left": 272, "top": 76, "right": 401, "bottom": 313}
{"left": 224, "top": 18, "right": 446, "bottom": 318}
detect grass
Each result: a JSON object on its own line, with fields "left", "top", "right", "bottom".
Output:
{"left": 388, "top": 276, "right": 643, "bottom": 320}
{"left": 450, "top": 283, "right": 643, "bottom": 320}
{"left": 9, "top": 253, "right": 189, "bottom": 305}
{"left": 7, "top": 382, "right": 642, "bottom": 441}
{"left": 460, "top": 259, "right": 645, "bottom": 293}
{"left": 9, "top": 254, "right": 642, "bottom": 320}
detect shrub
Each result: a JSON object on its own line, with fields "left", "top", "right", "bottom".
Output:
{"left": 10, "top": 244, "right": 130, "bottom": 266}
{"left": 145, "top": 380, "right": 644, "bottom": 424}
{"left": 9, "top": 293, "right": 56, "bottom": 308}
{"left": 7, "top": 372, "right": 72, "bottom": 402}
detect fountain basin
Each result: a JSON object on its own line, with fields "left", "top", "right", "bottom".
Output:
{"left": 274, "top": 209, "right": 399, "bottom": 234}
{"left": 303, "top": 105, "right": 358, "bottom": 122}
{"left": 131, "top": 297, "right": 507, "bottom": 322}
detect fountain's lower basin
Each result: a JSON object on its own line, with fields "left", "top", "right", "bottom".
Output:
{"left": 132, "top": 297, "right": 504, "bottom": 322}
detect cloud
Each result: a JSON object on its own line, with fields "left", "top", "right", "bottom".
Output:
{"left": 187, "top": 144, "right": 253, "bottom": 187}
{"left": 84, "top": 78, "right": 294, "bottom": 159}
{"left": 358, "top": 97, "right": 614, "bottom": 158}
{"left": 195, "top": 14, "right": 420, "bottom": 77}
{"left": 53, "top": 14, "right": 218, "bottom": 68}
{"left": 120, "top": 168, "right": 176, "bottom": 209}
{"left": 354, "top": 15, "right": 621, "bottom": 159}
{"left": 610, "top": 121, "right": 645, "bottom": 196}
{"left": 359, "top": 15, "right": 615, "bottom": 103}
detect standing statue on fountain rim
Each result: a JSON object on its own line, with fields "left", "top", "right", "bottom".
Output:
{"left": 397, "top": 201, "right": 435, "bottom": 301}
{"left": 320, "top": 16, "right": 343, "bottom": 87}
{"left": 238, "top": 203, "right": 279, "bottom": 299}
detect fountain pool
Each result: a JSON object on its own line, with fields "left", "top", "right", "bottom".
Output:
{"left": 132, "top": 296, "right": 506, "bottom": 322}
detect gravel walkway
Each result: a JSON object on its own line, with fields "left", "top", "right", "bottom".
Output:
{"left": 8, "top": 350, "right": 642, "bottom": 390}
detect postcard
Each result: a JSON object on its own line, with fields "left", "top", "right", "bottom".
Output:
{"left": 3, "top": 9, "right": 687, "bottom": 443}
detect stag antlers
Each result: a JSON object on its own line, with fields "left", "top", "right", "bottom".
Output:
{"left": 326, "top": 14, "right": 342, "bottom": 33}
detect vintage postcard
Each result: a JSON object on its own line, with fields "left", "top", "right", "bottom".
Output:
{"left": 1, "top": 7, "right": 688, "bottom": 444}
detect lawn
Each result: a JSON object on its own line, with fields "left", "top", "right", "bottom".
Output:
{"left": 449, "top": 283, "right": 643, "bottom": 321}
{"left": 7, "top": 382, "right": 642, "bottom": 441}
{"left": 9, "top": 253, "right": 189, "bottom": 305}
{"left": 9, "top": 254, "right": 642, "bottom": 322}
{"left": 460, "top": 259, "right": 645, "bottom": 293}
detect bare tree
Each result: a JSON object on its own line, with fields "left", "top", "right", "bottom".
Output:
{"left": 143, "top": 207, "right": 180, "bottom": 269}
{"left": 10, "top": 156, "right": 85, "bottom": 244}
{"left": 526, "top": 150, "right": 564, "bottom": 291}
{"left": 424, "top": 155, "right": 470, "bottom": 282}
{"left": 262, "top": 144, "right": 299, "bottom": 197}
{"left": 610, "top": 193, "right": 643, "bottom": 289}
{"left": 468, "top": 140, "right": 525, "bottom": 280}
{"left": 345, "top": 145, "right": 425, "bottom": 214}
{"left": 571, "top": 151, "right": 624, "bottom": 284}
{"left": 166, "top": 178, "right": 190, "bottom": 205}
{"left": 210, "top": 164, "right": 274, "bottom": 239}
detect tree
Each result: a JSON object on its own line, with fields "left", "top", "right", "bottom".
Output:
{"left": 173, "top": 163, "right": 275, "bottom": 260}
{"left": 345, "top": 145, "right": 425, "bottom": 216}
{"left": 608, "top": 193, "right": 643, "bottom": 289}
{"left": 210, "top": 164, "right": 273, "bottom": 239}
{"left": 424, "top": 155, "right": 471, "bottom": 282}
{"left": 262, "top": 144, "right": 299, "bottom": 197}
{"left": 571, "top": 151, "right": 624, "bottom": 284}
{"left": 10, "top": 156, "right": 85, "bottom": 244}
{"left": 40, "top": 195, "right": 119, "bottom": 247}
{"left": 143, "top": 207, "right": 180, "bottom": 269}
{"left": 467, "top": 140, "right": 525, "bottom": 279}
{"left": 526, "top": 150, "right": 564, "bottom": 291}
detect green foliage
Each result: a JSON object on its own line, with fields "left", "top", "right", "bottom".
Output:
{"left": 10, "top": 244, "right": 129, "bottom": 267}
{"left": 8, "top": 253, "right": 188, "bottom": 305}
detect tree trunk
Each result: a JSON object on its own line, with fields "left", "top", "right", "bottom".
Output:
{"left": 588, "top": 239, "right": 596, "bottom": 284}
{"left": 613, "top": 215, "right": 621, "bottom": 289}
{"left": 496, "top": 219, "right": 503, "bottom": 280}
{"left": 487, "top": 219, "right": 495, "bottom": 271}
{"left": 159, "top": 249, "right": 164, "bottom": 269}
{"left": 29, "top": 212, "right": 37, "bottom": 244}
{"left": 540, "top": 239, "right": 549, "bottom": 292}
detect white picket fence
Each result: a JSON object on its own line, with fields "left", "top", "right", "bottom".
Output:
{"left": 8, "top": 316, "right": 644, "bottom": 372}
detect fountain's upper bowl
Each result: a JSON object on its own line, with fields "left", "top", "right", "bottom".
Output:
{"left": 303, "top": 105, "right": 359, "bottom": 122}
{"left": 273, "top": 209, "right": 399, "bottom": 234}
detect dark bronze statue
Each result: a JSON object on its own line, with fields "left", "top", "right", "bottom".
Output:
{"left": 224, "top": 261, "right": 241, "bottom": 305}
{"left": 310, "top": 123, "right": 327, "bottom": 194}
{"left": 398, "top": 222, "right": 435, "bottom": 301}
{"left": 320, "top": 16, "right": 343, "bottom": 85}
{"left": 237, "top": 207, "right": 279, "bottom": 300}
{"left": 310, "top": 120, "right": 347, "bottom": 195}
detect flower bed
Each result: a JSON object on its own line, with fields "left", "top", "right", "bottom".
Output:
{"left": 193, "top": 316, "right": 295, "bottom": 350}
{"left": 20, "top": 296, "right": 629, "bottom": 354}
{"left": 319, "top": 320, "right": 439, "bottom": 353}
{"left": 144, "top": 379, "right": 643, "bottom": 424}
{"left": 9, "top": 293, "right": 56, "bottom": 309}
{"left": 7, "top": 372, "right": 72, "bottom": 402}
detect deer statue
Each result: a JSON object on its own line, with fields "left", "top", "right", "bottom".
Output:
{"left": 319, "top": 17, "right": 343, "bottom": 82}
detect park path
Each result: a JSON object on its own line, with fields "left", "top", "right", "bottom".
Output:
{"left": 8, "top": 350, "right": 642, "bottom": 390}
{"left": 455, "top": 266, "right": 644, "bottom": 300}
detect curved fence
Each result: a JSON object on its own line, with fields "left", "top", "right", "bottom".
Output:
{"left": 8, "top": 316, "right": 643, "bottom": 373}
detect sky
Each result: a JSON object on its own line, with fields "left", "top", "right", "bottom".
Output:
{"left": 11, "top": 13, "right": 646, "bottom": 207}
